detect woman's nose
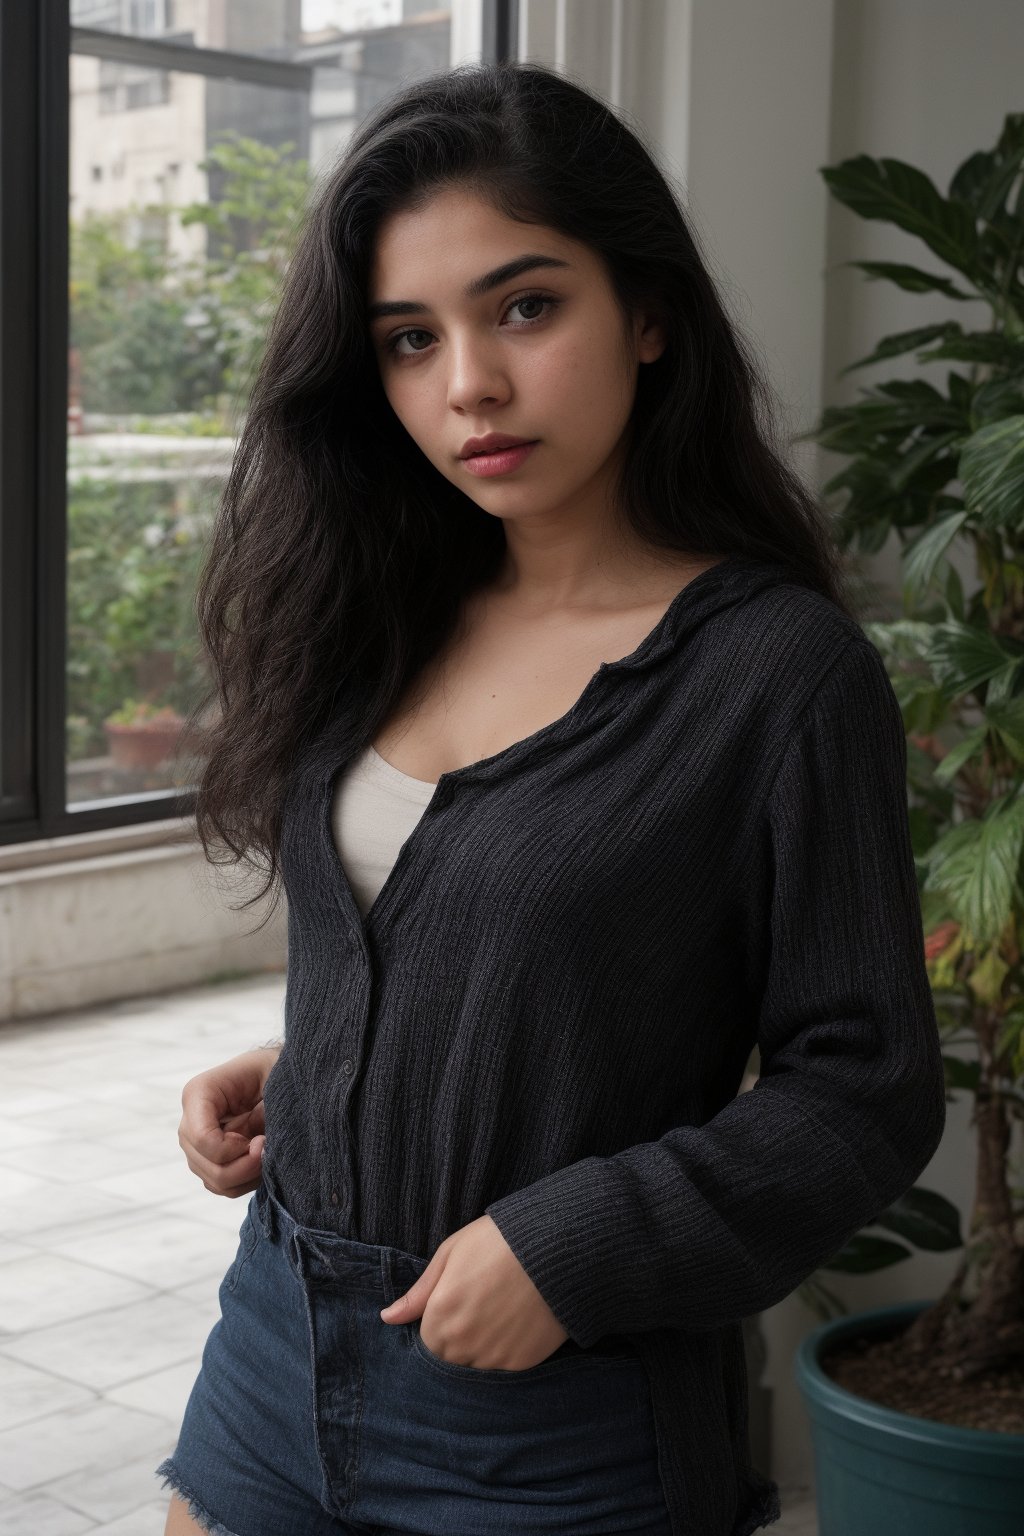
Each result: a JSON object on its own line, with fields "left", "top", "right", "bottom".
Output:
{"left": 446, "top": 336, "right": 511, "bottom": 412}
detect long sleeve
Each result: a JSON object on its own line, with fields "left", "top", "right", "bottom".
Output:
{"left": 484, "top": 637, "right": 947, "bottom": 1346}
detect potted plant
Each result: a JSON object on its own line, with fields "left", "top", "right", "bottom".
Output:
{"left": 103, "top": 696, "right": 188, "bottom": 771}
{"left": 789, "top": 113, "right": 1024, "bottom": 1533}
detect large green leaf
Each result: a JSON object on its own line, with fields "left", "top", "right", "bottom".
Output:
{"left": 813, "top": 393, "right": 963, "bottom": 452}
{"left": 870, "top": 1187, "right": 964, "bottom": 1251}
{"left": 902, "top": 511, "right": 969, "bottom": 603}
{"left": 917, "top": 332, "right": 1024, "bottom": 367}
{"left": 985, "top": 651, "right": 1024, "bottom": 707}
{"left": 890, "top": 430, "right": 964, "bottom": 493}
{"left": 874, "top": 380, "right": 965, "bottom": 426}
{"left": 839, "top": 322, "right": 962, "bottom": 375}
{"left": 922, "top": 793, "right": 1024, "bottom": 942}
{"left": 841, "top": 260, "right": 975, "bottom": 300}
{"left": 946, "top": 558, "right": 966, "bottom": 619}
{"left": 820, "top": 1234, "right": 913, "bottom": 1274}
{"left": 932, "top": 723, "right": 987, "bottom": 785}
{"left": 855, "top": 518, "right": 894, "bottom": 554}
{"left": 972, "top": 373, "right": 1024, "bottom": 422}
{"left": 948, "top": 370, "right": 973, "bottom": 408}
{"left": 960, "top": 416, "right": 1024, "bottom": 529}
{"left": 987, "top": 694, "right": 1024, "bottom": 761}
{"left": 821, "top": 155, "right": 979, "bottom": 277}
{"left": 876, "top": 378, "right": 950, "bottom": 401}
{"left": 926, "top": 619, "right": 1019, "bottom": 695}
{"left": 950, "top": 113, "right": 1024, "bottom": 223}
{"left": 863, "top": 618, "right": 936, "bottom": 664}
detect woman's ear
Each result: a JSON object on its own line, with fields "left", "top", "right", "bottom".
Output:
{"left": 636, "top": 309, "right": 667, "bottom": 365}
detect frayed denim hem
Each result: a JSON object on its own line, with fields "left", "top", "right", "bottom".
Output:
{"left": 735, "top": 1470, "right": 783, "bottom": 1533}
{"left": 155, "top": 1457, "right": 243, "bottom": 1536}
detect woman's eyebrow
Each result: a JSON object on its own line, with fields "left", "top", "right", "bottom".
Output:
{"left": 366, "top": 254, "right": 572, "bottom": 322}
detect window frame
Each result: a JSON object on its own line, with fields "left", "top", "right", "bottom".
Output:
{"left": 1, "top": 0, "right": 517, "bottom": 847}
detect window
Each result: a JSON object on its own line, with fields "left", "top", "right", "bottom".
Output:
{"left": 1, "top": 0, "right": 516, "bottom": 844}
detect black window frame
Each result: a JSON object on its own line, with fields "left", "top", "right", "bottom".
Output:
{"left": 1, "top": 0, "right": 517, "bottom": 847}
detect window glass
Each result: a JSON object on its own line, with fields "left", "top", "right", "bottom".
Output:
{"left": 67, "top": 0, "right": 459, "bottom": 808}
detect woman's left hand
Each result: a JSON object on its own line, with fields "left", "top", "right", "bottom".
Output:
{"left": 379, "top": 1213, "right": 571, "bottom": 1369}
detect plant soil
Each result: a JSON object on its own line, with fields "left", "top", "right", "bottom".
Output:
{"left": 821, "top": 1324, "right": 1024, "bottom": 1435}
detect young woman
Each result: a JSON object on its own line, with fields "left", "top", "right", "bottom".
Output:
{"left": 157, "top": 60, "right": 946, "bottom": 1536}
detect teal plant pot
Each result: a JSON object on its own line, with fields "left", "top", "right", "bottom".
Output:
{"left": 794, "top": 1300, "right": 1024, "bottom": 1536}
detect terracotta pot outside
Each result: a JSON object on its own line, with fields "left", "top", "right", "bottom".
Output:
{"left": 104, "top": 718, "right": 187, "bottom": 771}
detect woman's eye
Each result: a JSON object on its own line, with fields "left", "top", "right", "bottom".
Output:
{"left": 384, "top": 293, "right": 558, "bottom": 359}
{"left": 508, "top": 294, "right": 549, "bottom": 322}
{"left": 394, "top": 329, "right": 432, "bottom": 355}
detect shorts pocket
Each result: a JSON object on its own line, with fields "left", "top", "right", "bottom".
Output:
{"left": 409, "top": 1319, "right": 640, "bottom": 1382}
{"left": 222, "top": 1198, "right": 261, "bottom": 1295}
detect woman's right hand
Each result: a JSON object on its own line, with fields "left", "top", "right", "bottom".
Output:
{"left": 177, "top": 1045, "right": 281, "bottom": 1198}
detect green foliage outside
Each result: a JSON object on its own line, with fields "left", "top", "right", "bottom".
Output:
{"left": 67, "top": 133, "right": 312, "bottom": 761}
{"left": 66, "top": 475, "right": 214, "bottom": 759}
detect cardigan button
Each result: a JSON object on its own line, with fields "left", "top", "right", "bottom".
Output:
{"left": 330, "top": 1189, "right": 339, "bottom": 1205}
{"left": 341, "top": 1058, "right": 353, "bottom": 1075}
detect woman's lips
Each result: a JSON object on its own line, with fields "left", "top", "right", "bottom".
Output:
{"left": 460, "top": 441, "right": 539, "bottom": 476}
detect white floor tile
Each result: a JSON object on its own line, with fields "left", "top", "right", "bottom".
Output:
{"left": 0, "top": 1183, "right": 139, "bottom": 1239}
{"left": 0, "top": 1119, "right": 61, "bottom": 1151}
{"left": 40, "top": 1050, "right": 186, "bottom": 1084}
{"left": 0, "top": 1399, "right": 173, "bottom": 1494}
{"left": 91, "top": 1160, "right": 205, "bottom": 1207}
{"left": 69, "top": 1074, "right": 153, "bottom": 1099}
{"left": 17, "top": 1099, "right": 153, "bottom": 1140}
{"left": 91, "top": 1500, "right": 173, "bottom": 1535}
{"left": 0, "top": 1251, "right": 152, "bottom": 1333}
{"left": 93, "top": 1125, "right": 185, "bottom": 1159}
{"left": 14, "top": 1203, "right": 163, "bottom": 1254}
{"left": 0, "top": 1289, "right": 216, "bottom": 1391}
{"left": 105, "top": 1357, "right": 202, "bottom": 1421}
{"left": 159, "top": 1192, "right": 255, "bottom": 1232}
{"left": 0, "top": 1491, "right": 96, "bottom": 1535}
{"left": 133, "top": 1068, "right": 215, "bottom": 1091}
{"left": 0, "top": 1086, "right": 79, "bottom": 1119}
{"left": 45, "top": 1444, "right": 180, "bottom": 1525}
{"left": 0, "top": 1237, "right": 36, "bottom": 1264}
{"left": 0, "top": 1167, "right": 50, "bottom": 1201}
{"left": 0, "top": 1138, "right": 166, "bottom": 1186}
{"left": 0, "top": 1355, "right": 94, "bottom": 1431}
{"left": 52, "top": 1211, "right": 237, "bottom": 1291}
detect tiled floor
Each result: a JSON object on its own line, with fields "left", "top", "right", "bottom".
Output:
{"left": 0, "top": 974, "right": 819, "bottom": 1534}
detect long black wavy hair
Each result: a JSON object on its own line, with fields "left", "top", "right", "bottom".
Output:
{"left": 178, "top": 59, "right": 854, "bottom": 927}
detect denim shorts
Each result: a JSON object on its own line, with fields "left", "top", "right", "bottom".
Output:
{"left": 155, "top": 1167, "right": 673, "bottom": 1536}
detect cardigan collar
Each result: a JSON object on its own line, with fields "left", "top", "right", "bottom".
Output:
{"left": 297, "top": 553, "right": 792, "bottom": 796}
{"left": 592, "top": 552, "right": 787, "bottom": 675}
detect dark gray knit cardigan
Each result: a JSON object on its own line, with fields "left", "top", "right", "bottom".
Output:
{"left": 261, "top": 554, "right": 947, "bottom": 1536}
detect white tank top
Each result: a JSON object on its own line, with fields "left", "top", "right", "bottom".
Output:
{"left": 331, "top": 743, "right": 437, "bottom": 917}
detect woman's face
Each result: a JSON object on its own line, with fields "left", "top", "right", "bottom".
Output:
{"left": 366, "top": 186, "right": 665, "bottom": 527}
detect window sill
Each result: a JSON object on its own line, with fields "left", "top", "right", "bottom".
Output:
{"left": 0, "top": 814, "right": 198, "bottom": 874}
